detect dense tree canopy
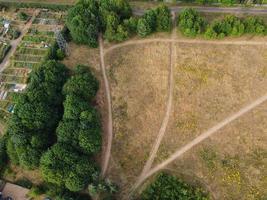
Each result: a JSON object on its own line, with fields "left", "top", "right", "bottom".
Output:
{"left": 41, "top": 65, "right": 102, "bottom": 192}
{"left": 204, "top": 15, "right": 245, "bottom": 38}
{"left": 178, "top": 8, "right": 206, "bottom": 37}
{"left": 6, "top": 60, "right": 68, "bottom": 169}
{"left": 141, "top": 173, "right": 209, "bottom": 200}
{"left": 40, "top": 143, "right": 98, "bottom": 192}
{"left": 0, "top": 136, "right": 7, "bottom": 170}
{"left": 137, "top": 5, "right": 172, "bottom": 37}
{"left": 66, "top": 0, "right": 100, "bottom": 47}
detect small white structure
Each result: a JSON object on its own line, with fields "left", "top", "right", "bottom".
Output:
{"left": 3, "top": 20, "right": 10, "bottom": 35}
{"left": 12, "top": 84, "right": 27, "bottom": 92}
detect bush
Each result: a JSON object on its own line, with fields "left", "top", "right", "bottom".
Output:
{"left": 204, "top": 15, "right": 245, "bottom": 39}
{"left": 244, "top": 16, "right": 266, "bottom": 35}
{"left": 17, "top": 12, "right": 28, "bottom": 21}
{"left": 56, "top": 49, "right": 65, "bottom": 60}
{"left": 178, "top": 8, "right": 206, "bottom": 37}
{"left": 155, "top": 5, "right": 172, "bottom": 32}
{"left": 141, "top": 173, "right": 209, "bottom": 200}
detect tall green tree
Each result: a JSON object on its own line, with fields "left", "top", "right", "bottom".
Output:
{"left": 6, "top": 60, "right": 68, "bottom": 169}
{"left": 178, "top": 8, "right": 206, "bottom": 37}
{"left": 66, "top": 0, "right": 100, "bottom": 47}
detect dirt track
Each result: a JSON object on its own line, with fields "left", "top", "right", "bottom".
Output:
{"left": 99, "top": 35, "right": 113, "bottom": 177}
{"left": 132, "top": 92, "right": 267, "bottom": 190}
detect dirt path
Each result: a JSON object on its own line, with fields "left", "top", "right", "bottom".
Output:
{"left": 132, "top": 92, "right": 267, "bottom": 190}
{"left": 99, "top": 35, "right": 113, "bottom": 177}
{"left": 0, "top": 10, "right": 39, "bottom": 72}
{"left": 104, "top": 38, "right": 267, "bottom": 55}
{"left": 135, "top": 12, "right": 177, "bottom": 183}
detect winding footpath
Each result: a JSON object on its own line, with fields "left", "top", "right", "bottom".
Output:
{"left": 99, "top": 35, "right": 113, "bottom": 177}
{"left": 134, "top": 12, "right": 177, "bottom": 187}
{"left": 132, "top": 92, "right": 267, "bottom": 191}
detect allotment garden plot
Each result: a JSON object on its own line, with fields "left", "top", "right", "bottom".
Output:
{"left": 105, "top": 42, "right": 170, "bottom": 190}
{"left": 0, "top": 9, "right": 64, "bottom": 129}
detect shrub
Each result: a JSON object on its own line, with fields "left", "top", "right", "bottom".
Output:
{"left": 17, "top": 12, "right": 28, "bottom": 21}
{"left": 155, "top": 5, "right": 172, "bottom": 32}
{"left": 204, "top": 15, "right": 245, "bottom": 39}
{"left": 178, "top": 8, "right": 206, "bottom": 37}
{"left": 244, "top": 16, "right": 266, "bottom": 35}
{"left": 141, "top": 173, "right": 210, "bottom": 200}
{"left": 56, "top": 49, "right": 65, "bottom": 60}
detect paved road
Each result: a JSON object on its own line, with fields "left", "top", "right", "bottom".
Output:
{"left": 133, "top": 6, "right": 267, "bottom": 15}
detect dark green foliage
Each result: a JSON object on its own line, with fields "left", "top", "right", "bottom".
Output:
{"left": 141, "top": 173, "right": 209, "bottom": 200}
{"left": 40, "top": 143, "right": 98, "bottom": 192}
{"left": 17, "top": 12, "right": 28, "bottom": 21}
{"left": 100, "top": 0, "right": 132, "bottom": 42}
{"left": 0, "top": 136, "right": 7, "bottom": 170}
{"left": 123, "top": 17, "right": 138, "bottom": 34}
{"left": 15, "top": 178, "right": 33, "bottom": 189}
{"left": 204, "top": 15, "right": 245, "bottom": 39}
{"left": 66, "top": 0, "right": 100, "bottom": 47}
{"left": 178, "top": 8, "right": 206, "bottom": 37}
{"left": 137, "top": 5, "right": 171, "bottom": 37}
{"left": 56, "top": 49, "right": 65, "bottom": 60}
{"left": 63, "top": 65, "right": 99, "bottom": 102}
{"left": 41, "top": 65, "right": 101, "bottom": 193}
{"left": 155, "top": 5, "right": 172, "bottom": 32}
{"left": 7, "top": 60, "right": 68, "bottom": 169}
{"left": 244, "top": 16, "right": 266, "bottom": 35}
{"left": 137, "top": 18, "right": 152, "bottom": 37}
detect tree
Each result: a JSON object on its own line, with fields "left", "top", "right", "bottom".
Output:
{"left": 141, "top": 173, "right": 210, "bottom": 200}
{"left": 6, "top": 60, "right": 68, "bottom": 169}
{"left": 137, "top": 18, "right": 152, "bottom": 37}
{"left": 66, "top": 0, "right": 100, "bottom": 47}
{"left": 244, "top": 16, "right": 266, "bottom": 35}
{"left": 155, "top": 5, "right": 172, "bottom": 32}
{"left": 63, "top": 65, "right": 99, "bottom": 101}
{"left": 40, "top": 143, "right": 98, "bottom": 192}
{"left": 178, "top": 8, "right": 206, "bottom": 37}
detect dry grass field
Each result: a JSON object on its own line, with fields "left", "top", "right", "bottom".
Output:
{"left": 156, "top": 43, "right": 267, "bottom": 163}
{"left": 102, "top": 39, "right": 267, "bottom": 199}
{"left": 105, "top": 42, "right": 170, "bottom": 190}
{"left": 168, "top": 101, "right": 267, "bottom": 199}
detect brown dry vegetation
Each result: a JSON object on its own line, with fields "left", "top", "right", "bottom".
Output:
{"left": 155, "top": 43, "right": 267, "bottom": 163}
{"left": 105, "top": 42, "right": 170, "bottom": 192}
{"left": 62, "top": 42, "right": 100, "bottom": 71}
{"left": 167, "top": 101, "right": 267, "bottom": 200}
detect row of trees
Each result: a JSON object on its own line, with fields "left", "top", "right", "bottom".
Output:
{"left": 141, "top": 172, "right": 209, "bottom": 200}
{"left": 40, "top": 65, "right": 101, "bottom": 192}
{"left": 137, "top": 5, "right": 172, "bottom": 37}
{"left": 6, "top": 60, "right": 68, "bottom": 169}
{"left": 66, "top": 0, "right": 172, "bottom": 46}
{"left": 178, "top": 8, "right": 267, "bottom": 38}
